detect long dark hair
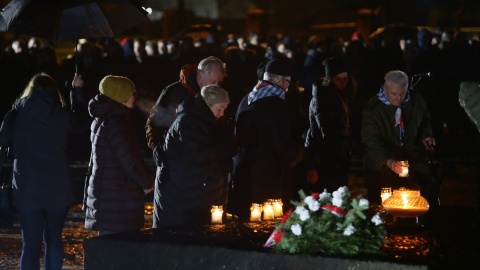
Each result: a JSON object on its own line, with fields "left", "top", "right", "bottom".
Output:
{"left": 15, "top": 73, "right": 66, "bottom": 108}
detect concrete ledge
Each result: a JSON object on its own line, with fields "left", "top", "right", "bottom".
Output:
{"left": 83, "top": 206, "right": 480, "bottom": 270}
{"left": 84, "top": 235, "right": 426, "bottom": 270}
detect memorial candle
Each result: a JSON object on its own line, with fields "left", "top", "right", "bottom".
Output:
{"left": 263, "top": 201, "right": 275, "bottom": 221}
{"left": 272, "top": 199, "right": 283, "bottom": 218}
{"left": 211, "top": 205, "right": 223, "bottom": 224}
{"left": 250, "top": 203, "right": 262, "bottom": 222}
{"left": 380, "top": 187, "right": 392, "bottom": 204}
{"left": 398, "top": 160, "right": 409, "bottom": 177}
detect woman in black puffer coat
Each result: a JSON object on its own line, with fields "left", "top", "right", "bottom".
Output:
{"left": 153, "top": 85, "right": 235, "bottom": 228}
{"left": 84, "top": 75, "right": 154, "bottom": 235}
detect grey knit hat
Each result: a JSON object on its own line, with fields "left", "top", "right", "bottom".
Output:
{"left": 201, "top": 85, "right": 229, "bottom": 106}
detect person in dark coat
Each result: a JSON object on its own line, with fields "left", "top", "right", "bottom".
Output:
{"left": 362, "top": 70, "right": 437, "bottom": 205}
{"left": 10, "top": 72, "right": 87, "bottom": 270}
{"left": 304, "top": 57, "right": 359, "bottom": 193}
{"left": 152, "top": 85, "right": 234, "bottom": 228}
{"left": 145, "top": 56, "right": 226, "bottom": 151}
{"left": 84, "top": 75, "right": 154, "bottom": 235}
{"left": 229, "top": 59, "right": 304, "bottom": 220}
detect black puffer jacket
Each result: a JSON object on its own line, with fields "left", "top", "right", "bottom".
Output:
{"left": 153, "top": 94, "right": 234, "bottom": 228}
{"left": 84, "top": 95, "right": 154, "bottom": 232}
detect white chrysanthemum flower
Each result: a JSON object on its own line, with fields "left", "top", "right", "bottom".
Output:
{"left": 304, "top": 196, "right": 320, "bottom": 211}
{"left": 295, "top": 206, "right": 310, "bottom": 221}
{"left": 291, "top": 224, "right": 302, "bottom": 236}
{"left": 332, "top": 197, "right": 343, "bottom": 207}
{"left": 371, "top": 213, "right": 383, "bottom": 226}
{"left": 343, "top": 223, "right": 355, "bottom": 236}
{"left": 319, "top": 190, "right": 331, "bottom": 201}
{"left": 332, "top": 186, "right": 349, "bottom": 207}
{"left": 334, "top": 186, "right": 348, "bottom": 197}
{"left": 359, "top": 198, "right": 369, "bottom": 209}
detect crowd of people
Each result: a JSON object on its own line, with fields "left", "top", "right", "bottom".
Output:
{"left": 1, "top": 28, "right": 480, "bottom": 269}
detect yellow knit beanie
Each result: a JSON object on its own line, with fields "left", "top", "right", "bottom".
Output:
{"left": 99, "top": 75, "right": 136, "bottom": 104}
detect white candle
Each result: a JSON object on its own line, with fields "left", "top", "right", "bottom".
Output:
{"left": 250, "top": 203, "right": 262, "bottom": 222}
{"left": 398, "top": 161, "right": 409, "bottom": 177}
{"left": 263, "top": 202, "right": 275, "bottom": 221}
{"left": 211, "top": 205, "right": 223, "bottom": 224}
{"left": 273, "top": 199, "right": 283, "bottom": 218}
{"left": 380, "top": 187, "right": 392, "bottom": 204}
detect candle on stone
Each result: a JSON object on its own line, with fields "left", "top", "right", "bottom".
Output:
{"left": 211, "top": 205, "right": 223, "bottom": 224}
{"left": 272, "top": 199, "right": 283, "bottom": 218}
{"left": 380, "top": 187, "right": 392, "bottom": 204}
{"left": 263, "top": 201, "right": 275, "bottom": 221}
{"left": 398, "top": 160, "right": 409, "bottom": 177}
{"left": 250, "top": 203, "right": 262, "bottom": 222}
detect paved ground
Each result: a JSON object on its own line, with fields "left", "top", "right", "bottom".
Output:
{"left": 0, "top": 158, "right": 478, "bottom": 269}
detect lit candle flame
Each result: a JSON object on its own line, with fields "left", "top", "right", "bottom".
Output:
{"left": 250, "top": 203, "right": 262, "bottom": 222}
{"left": 211, "top": 205, "right": 223, "bottom": 223}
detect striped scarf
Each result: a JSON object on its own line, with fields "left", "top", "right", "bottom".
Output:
{"left": 248, "top": 80, "right": 285, "bottom": 105}
{"left": 377, "top": 86, "right": 410, "bottom": 138}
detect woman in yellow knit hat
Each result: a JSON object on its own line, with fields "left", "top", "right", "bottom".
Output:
{"left": 83, "top": 75, "right": 154, "bottom": 235}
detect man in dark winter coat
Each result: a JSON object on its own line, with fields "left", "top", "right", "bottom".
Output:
{"left": 229, "top": 59, "right": 304, "bottom": 220}
{"left": 152, "top": 85, "right": 235, "bottom": 228}
{"left": 145, "top": 56, "right": 226, "bottom": 150}
{"left": 362, "top": 70, "right": 437, "bottom": 206}
{"left": 84, "top": 75, "right": 154, "bottom": 235}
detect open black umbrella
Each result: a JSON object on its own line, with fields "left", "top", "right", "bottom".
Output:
{"left": 0, "top": 0, "right": 149, "bottom": 42}
{"left": 1, "top": 0, "right": 149, "bottom": 74}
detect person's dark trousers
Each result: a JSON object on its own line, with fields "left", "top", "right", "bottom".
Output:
{"left": 16, "top": 206, "right": 68, "bottom": 270}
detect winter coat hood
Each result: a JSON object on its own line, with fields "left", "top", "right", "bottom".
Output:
{"left": 88, "top": 94, "right": 132, "bottom": 120}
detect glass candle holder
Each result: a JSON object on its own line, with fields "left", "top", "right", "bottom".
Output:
{"left": 398, "top": 160, "right": 409, "bottom": 177}
{"left": 210, "top": 205, "right": 223, "bottom": 224}
{"left": 380, "top": 187, "right": 392, "bottom": 204}
{"left": 250, "top": 203, "right": 262, "bottom": 222}
{"left": 272, "top": 199, "right": 283, "bottom": 218}
{"left": 263, "top": 201, "right": 275, "bottom": 221}
{"left": 383, "top": 188, "right": 429, "bottom": 218}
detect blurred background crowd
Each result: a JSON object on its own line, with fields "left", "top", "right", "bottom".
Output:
{"left": 1, "top": 0, "right": 480, "bottom": 163}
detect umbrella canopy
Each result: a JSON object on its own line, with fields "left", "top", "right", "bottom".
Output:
{"left": 0, "top": 0, "right": 149, "bottom": 41}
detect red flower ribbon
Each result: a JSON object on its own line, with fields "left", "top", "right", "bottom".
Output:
{"left": 321, "top": 204, "right": 346, "bottom": 217}
{"left": 264, "top": 229, "right": 284, "bottom": 247}
{"left": 281, "top": 208, "right": 293, "bottom": 224}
